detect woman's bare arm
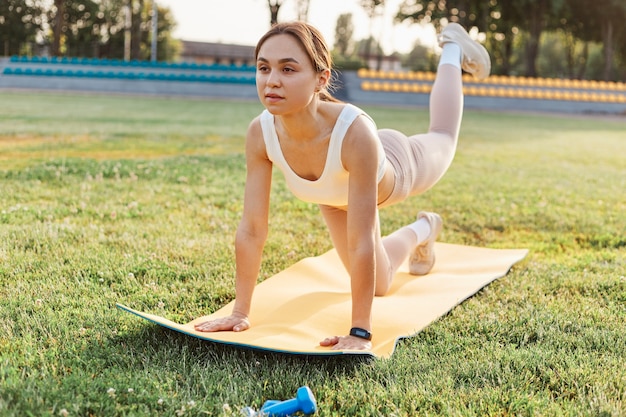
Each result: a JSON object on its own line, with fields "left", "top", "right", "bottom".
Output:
{"left": 195, "top": 118, "right": 273, "bottom": 332}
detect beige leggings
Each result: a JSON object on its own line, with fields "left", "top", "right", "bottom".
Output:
{"left": 319, "top": 64, "right": 463, "bottom": 294}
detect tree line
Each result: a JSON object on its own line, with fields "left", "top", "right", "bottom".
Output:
{"left": 333, "top": 0, "right": 626, "bottom": 81}
{"left": 404, "top": 0, "right": 626, "bottom": 81}
{"left": 2, "top": 0, "right": 625, "bottom": 81}
{"left": 269, "top": 0, "right": 625, "bottom": 81}
{"left": 0, "top": 0, "right": 178, "bottom": 61}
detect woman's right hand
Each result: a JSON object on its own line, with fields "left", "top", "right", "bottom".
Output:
{"left": 194, "top": 313, "right": 250, "bottom": 333}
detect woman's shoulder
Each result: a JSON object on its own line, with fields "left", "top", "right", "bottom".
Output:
{"left": 335, "top": 103, "right": 376, "bottom": 134}
{"left": 321, "top": 102, "right": 371, "bottom": 126}
{"left": 246, "top": 114, "right": 267, "bottom": 142}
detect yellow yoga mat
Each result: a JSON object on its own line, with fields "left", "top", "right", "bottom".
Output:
{"left": 117, "top": 242, "right": 527, "bottom": 358}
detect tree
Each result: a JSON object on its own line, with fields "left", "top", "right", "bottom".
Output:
{"left": 405, "top": 42, "right": 437, "bottom": 72}
{"left": 51, "top": 0, "right": 64, "bottom": 56}
{"left": 484, "top": 1, "right": 522, "bottom": 76}
{"left": 334, "top": 13, "right": 354, "bottom": 58}
{"left": 360, "top": 0, "right": 385, "bottom": 69}
{"left": 45, "top": 0, "right": 177, "bottom": 60}
{"left": 268, "top": 0, "right": 282, "bottom": 26}
{"left": 497, "top": 0, "right": 568, "bottom": 77}
{"left": 131, "top": 0, "right": 144, "bottom": 60}
{"left": 563, "top": 0, "right": 626, "bottom": 81}
{"left": 48, "top": 0, "right": 103, "bottom": 57}
{"left": 396, "top": 0, "right": 489, "bottom": 32}
{"left": 396, "top": 0, "right": 569, "bottom": 77}
{"left": 0, "top": 0, "right": 45, "bottom": 56}
{"left": 102, "top": 0, "right": 178, "bottom": 61}
{"left": 97, "top": 0, "right": 126, "bottom": 58}
{"left": 295, "top": 0, "right": 310, "bottom": 21}
{"left": 518, "top": 0, "right": 546, "bottom": 77}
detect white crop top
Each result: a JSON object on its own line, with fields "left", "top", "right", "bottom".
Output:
{"left": 259, "top": 104, "right": 387, "bottom": 206}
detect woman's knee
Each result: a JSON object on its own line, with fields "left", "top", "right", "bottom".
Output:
{"left": 375, "top": 285, "right": 390, "bottom": 297}
{"left": 374, "top": 267, "right": 394, "bottom": 296}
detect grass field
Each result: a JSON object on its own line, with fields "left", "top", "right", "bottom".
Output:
{"left": 0, "top": 91, "right": 624, "bottom": 416}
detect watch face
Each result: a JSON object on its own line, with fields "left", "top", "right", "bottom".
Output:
{"left": 350, "top": 327, "right": 372, "bottom": 340}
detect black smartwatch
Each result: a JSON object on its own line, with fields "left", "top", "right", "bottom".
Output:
{"left": 350, "top": 327, "right": 372, "bottom": 340}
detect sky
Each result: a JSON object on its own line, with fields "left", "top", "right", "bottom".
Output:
{"left": 156, "top": 0, "right": 438, "bottom": 54}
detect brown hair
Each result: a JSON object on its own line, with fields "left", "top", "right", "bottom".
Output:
{"left": 254, "top": 21, "right": 341, "bottom": 103}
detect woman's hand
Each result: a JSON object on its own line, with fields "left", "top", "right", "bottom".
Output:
{"left": 319, "top": 335, "right": 372, "bottom": 351}
{"left": 194, "top": 313, "right": 250, "bottom": 333}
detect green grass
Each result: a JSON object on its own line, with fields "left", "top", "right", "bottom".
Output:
{"left": 0, "top": 91, "right": 624, "bottom": 416}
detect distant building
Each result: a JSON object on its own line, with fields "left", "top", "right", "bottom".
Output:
{"left": 361, "top": 53, "right": 403, "bottom": 72}
{"left": 179, "top": 40, "right": 255, "bottom": 66}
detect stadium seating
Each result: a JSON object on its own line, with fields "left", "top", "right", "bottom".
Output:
{"left": 356, "top": 68, "right": 626, "bottom": 104}
{"left": 3, "top": 55, "right": 256, "bottom": 85}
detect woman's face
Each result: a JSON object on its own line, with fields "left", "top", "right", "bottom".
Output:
{"left": 255, "top": 34, "right": 327, "bottom": 115}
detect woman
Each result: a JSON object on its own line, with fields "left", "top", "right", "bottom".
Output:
{"left": 194, "top": 21, "right": 490, "bottom": 351}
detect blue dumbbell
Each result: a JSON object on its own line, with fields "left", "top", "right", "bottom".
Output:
{"left": 242, "top": 386, "right": 317, "bottom": 417}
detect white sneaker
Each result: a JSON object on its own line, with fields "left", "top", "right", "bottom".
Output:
{"left": 408, "top": 212, "right": 443, "bottom": 275}
{"left": 439, "top": 22, "right": 491, "bottom": 80}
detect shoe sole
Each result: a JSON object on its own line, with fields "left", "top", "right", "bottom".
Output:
{"left": 441, "top": 23, "right": 491, "bottom": 80}
{"left": 409, "top": 212, "right": 443, "bottom": 275}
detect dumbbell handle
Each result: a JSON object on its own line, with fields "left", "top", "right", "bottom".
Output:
{"left": 261, "top": 398, "right": 299, "bottom": 416}
{"left": 261, "top": 386, "right": 316, "bottom": 416}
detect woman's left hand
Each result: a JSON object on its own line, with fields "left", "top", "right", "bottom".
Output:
{"left": 320, "top": 335, "right": 372, "bottom": 351}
